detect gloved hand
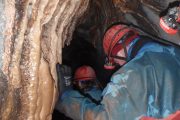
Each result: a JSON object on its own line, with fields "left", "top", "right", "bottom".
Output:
{"left": 56, "top": 64, "right": 72, "bottom": 96}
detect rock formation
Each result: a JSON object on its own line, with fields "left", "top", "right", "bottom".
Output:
{"left": 0, "top": 0, "right": 89, "bottom": 119}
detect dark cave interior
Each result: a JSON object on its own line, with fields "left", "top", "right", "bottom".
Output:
{"left": 52, "top": 26, "right": 114, "bottom": 120}
{"left": 52, "top": 7, "right": 116, "bottom": 118}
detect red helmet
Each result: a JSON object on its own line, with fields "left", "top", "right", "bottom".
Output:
{"left": 74, "top": 66, "right": 96, "bottom": 81}
{"left": 103, "top": 24, "right": 139, "bottom": 69}
{"left": 103, "top": 24, "right": 139, "bottom": 57}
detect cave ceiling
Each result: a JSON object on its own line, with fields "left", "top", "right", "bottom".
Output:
{"left": 0, "top": 0, "right": 179, "bottom": 120}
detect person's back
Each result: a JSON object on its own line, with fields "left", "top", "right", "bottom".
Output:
{"left": 104, "top": 41, "right": 180, "bottom": 119}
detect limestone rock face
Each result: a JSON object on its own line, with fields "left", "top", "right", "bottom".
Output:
{"left": 0, "top": 0, "right": 89, "bottom": 120}
{"left": 0, "top": 0, "right": 179, "bottom": 120}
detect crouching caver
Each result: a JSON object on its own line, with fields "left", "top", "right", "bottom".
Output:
{"left": 56, "top": 65, "right": 102, "bottom": 115}
{"left": 57, "top": 24, "right": 180, "bottom": 120}
{"left": 73, "top": 65, "right": 102, "bottom": 103}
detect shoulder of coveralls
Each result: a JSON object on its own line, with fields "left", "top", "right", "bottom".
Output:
{"left": 110, "top": 46, "right": 157, "bottom": 83}
{"left": 109, "top": 40, "right": 180, "bottom": 84}
{"left": 134, "top": 41, "right": 173, "bottom": 56}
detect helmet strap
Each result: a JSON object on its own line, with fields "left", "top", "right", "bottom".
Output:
{"left": 107, "top": 26, "right": 129, "bottom": 60}
{"left": 122, "top": 39, "right": 129, "bottom": 61}
{"left": 110, "top": 46, "right": 128, "bottom": 62}
{"left": 110, "top": 33, "right": 130, "bottom": 62}
{"left": 111, "top": 55, "right": 127, "bottom": 61}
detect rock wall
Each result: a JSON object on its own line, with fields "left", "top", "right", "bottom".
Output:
{"left": 0, "top": 0, "right": 89, "bottom": 120}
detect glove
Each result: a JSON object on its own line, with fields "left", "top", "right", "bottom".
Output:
{"left": 56, "top": 64, "right": 72, "bottom": 96}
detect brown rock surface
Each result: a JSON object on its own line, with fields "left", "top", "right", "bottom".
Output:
{"left": 0, "top": 0, "right": 89, "bottom": 119}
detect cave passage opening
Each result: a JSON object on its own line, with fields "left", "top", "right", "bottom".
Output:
{"left": 52, "top": 30, "right": 105, "bottom": 120}
{"left": 52, "top": 9, "right": 113, "bottom": 120}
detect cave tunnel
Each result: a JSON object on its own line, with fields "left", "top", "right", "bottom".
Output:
{"left": 0, "top": 0, "right": 180, "bottom": 120}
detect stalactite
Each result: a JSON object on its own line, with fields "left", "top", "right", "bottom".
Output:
{"left": 1, "top": 0, "right": 90, "bottom": 119}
